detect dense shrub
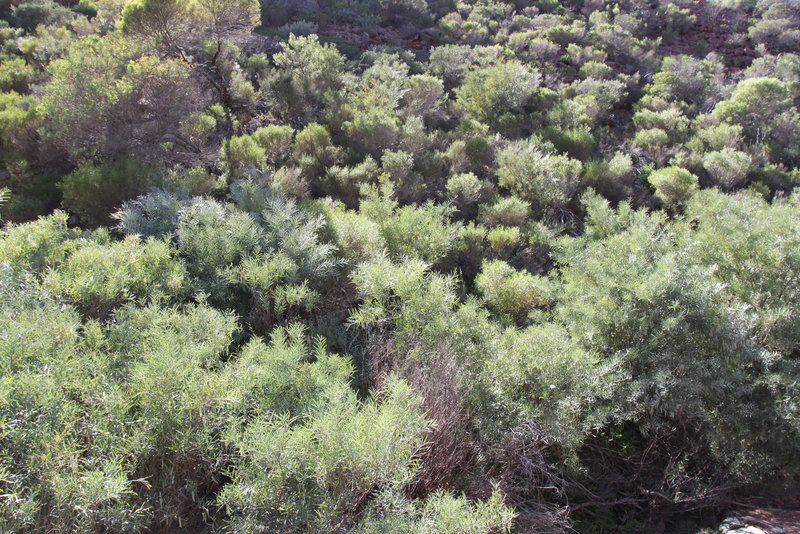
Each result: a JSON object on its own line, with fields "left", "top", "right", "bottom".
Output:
{"left": 176, "top": 198, "right": 264, "bottom": 301}
{"left": 702, "top": 148, "right": 752, "bottom": 189}
{"left": 647, "top": 166, "right": 699, "bottom": 209}
{"left": 446, "top": 172, "right": 494, "bottom": 218}
{"left": 455, "top": 60, "right": 541, "bottom": 127}
{"left": 548, "top": 193, "right": 798, "bottom": 484}
{"left": 475, "top": 259, "right": 552, "bottom": 323}
{"left": 0, "top": 210, "right": 75, "bottom": 275}
{"left": 3, "top": 0, "right": 800, "bottom": 531}
{"left": 496, "top": 138, "right": 583, "bottom": 217}
{"left": 59, "top": 159, "right": 161, "bottom": 227}
{"left": 44, "top": 235, "right": 187, "bottom": 317}
{"left": 253, "top": 124, "right": 295, "bottom": 164}
{"left": 361, "top": 193, "right": 460, "bottom": 265}
{"left": 222, "top": 133, "right": 267, "bottom": 177}
{"left": 714, "top": 77, "right": 800, "bottom": 160}
{"left": 479, "top": 195, "right": 531, "bottom": 227}
{"left": 688, "top": 189, "right": 800, "bottom": 355}
{"left": 40, "top": 35, "right": 199, "bottom": 163}
{"left": 343, "top": 109, "right": 401, "bottom": 159}
{"left": 220, "top": 375, "right": 431, "bottom": 532}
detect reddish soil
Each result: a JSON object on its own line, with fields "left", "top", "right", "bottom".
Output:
{"left": 316, "top": 24, "right": 433, "bottom": 50}
{"left": 661, "top": 0, "right": 757, "bottom": 70}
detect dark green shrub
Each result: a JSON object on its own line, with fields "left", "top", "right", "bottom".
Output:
{"left": 59, "top": 159, "right": 161, "bottom": 227}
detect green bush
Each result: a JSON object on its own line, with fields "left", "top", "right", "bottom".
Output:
{"left": 222, "top": 133, "right": 267, "bottom": 177}
{"left": 455, "top": 60, "right": 541, "bottom": 126}
{"left": 176, "top": 198, "right": 264, "bottom": 301}
{"left": 633, "top": 106, "right": 689, "bottom": 142}
{"left": 110, "top": 302, "right": 239, "bottom": 525}
{"left": 356, "top": 489, "right": 515, "bottom": 533}
{"left": 59, "top": 159, "right": 161, "bottom": 227}
{"left": 325, "top": 204, "right": 386, "bottom": 265}
{"left": 0, "top": 210, "right": 75, "bottom": 275}
{"left": 114, "top": 190, "right": 188, "bottom": 240}
{"left": 702, "top": 148, "right": 751, "bottom": 190}
{"left": 647, "top": 165, "right": 699, "bottom": 209}
{"left": 0, "top": 288, "right": 147, "bottom": 531}
{"left": 323, "top": 156, "right": 380, "bottom": 205}
{"left": 549, "top": 194, "right": 796, "bottom": 481}
{"left": 270, "top": 34, "right": 345, "bottom": 118}
{"left": 361, "top": 192, "right": 460, "bottom": 265}
{"left": 253, "top": 124, "right": 295, "bottom": 164}
{"left": 687, "top": 189, "right": 800, "bottom": 355}
{"left": 446, "top": 172, "right": 494, "bottom": 218}
{"left": 44, "top": 235, "right": 187, "bottom": 317}
{"left": 496, "top": 138, "right": 583, "bottom": 217}
{"left": 401, "top": 74, "right": 444, "bottom": 119}
{"left": 343, "top": 109, "right": 401, "bottom": 159}
{"left": 220, "top": 374, "right": 431, "bottom": 532}
{"left": 633, "top": 127, "right": 670, "bottom": 151}
{"left": 714, "top": 77, "right": 798, "bottom": 150}
{"left": 582, "top": 152, "right": 636, "bottom": 202}
{"left": 270, "top": 166, "right": 308, "bottom": 200}
{"left": 486, "top": 225, "right": 521, "bottom": 259}
{"left": 293, "top": 122, "right": 338, "bottom": 171}
{"left": 479, "top": 195, "right": 530, "bottom": 228}
{"left": 475, "top": 259, "right": 552, "bottom": 323}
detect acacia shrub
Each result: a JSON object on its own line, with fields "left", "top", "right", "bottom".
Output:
{"left": 59, "top": 159, "right": 162, "bottom": 227}
{"left": 479, "top": 195, "right": 531, "bottom": 228}
{"left": 109, "top": 302, "right": 238, "bottom": 527}
{"left": 702, "top": 148, "right": 751, "bottom": 190}
{"left": 687, "top": 189, "right": 800, "bottom": 355}
{"left": 114, "top": 190, "right": 190, "bottom": 240}
{"left": 360, "top": 188, "right": 461, "bottom": 266}
{"left": 221, "top": 133, "right": 267, "bottom": 178}
{"left": 446, "top": 172, "right": 494, "bottom": 220}
{"left": 293, "top": 122, "right": 339, "bottom": 176}
{"left": 253, "top": 124, "right": 295, "bottom": 164}
{"left": 324, "top": 203, "right": 385, "bottom": 265}
{"left": 0, "top": 276, "right": 146, "bottom": 531}
{"left": 0, "top": 210, "right": 75, "bottom": 275}
{"left": 175, "top": 198, "right": 264, "bottom": 302}
{"left": 455, "top": 60, "right": 541, "bottom": 128}
{"left": 549, "top": 193, "right": 796, "bottom": 489}
{"left": 220, "top": 375, "right": 430, "bottom": 532}
{"left": 714, "top": 77, "right": 800, "bottom": 163}
{"left": 486, "top": 226, "right": 521, "bottom": 259}
{"left": 475, "top": 259, "right": 552, "bottom": 323}
{"left": 43, "top": 234, "right": 187, "bottom": 318}
{"left": 646, "top": 165, "right": 699, "bottom": 210}
{"left": 496, "top": 138, "right": 582, "bottom": 218}
{"left": 269, "top": 34, "right": 345, "bottom": 120}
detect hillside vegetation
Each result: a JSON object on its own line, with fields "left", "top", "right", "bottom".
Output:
{"left": 1, "top": 0, "right": 799, "bottom": 531}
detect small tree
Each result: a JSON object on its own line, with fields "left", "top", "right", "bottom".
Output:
{"left": 122, "top": 0, "right": 259, "bottom": 113}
